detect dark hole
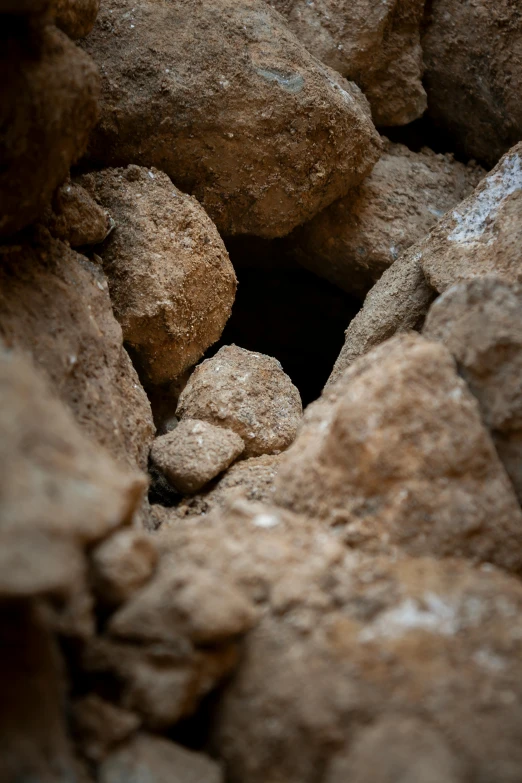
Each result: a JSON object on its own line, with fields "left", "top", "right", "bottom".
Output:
{"left": 208, "top": 236, "right": 361, "bottom": 407}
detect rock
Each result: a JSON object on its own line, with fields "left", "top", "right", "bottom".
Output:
{"left": 213, "top": 551, "right": 522, "bottom": 783}
{"left": 90, "top": 529, "right": 159, "bottom": 607}
{"left": 275, "top": 333, "right": 522, "bottom": 572}
{"left": 81, "top": 166, "right": 237, "bottom": 385}
{"left": 422, "top": 0, "right": 522, "bottom": 166}
{"left": 423, "top": 277, "right": 522, "bottom": 503}
{"left": 177, "top": 346, "right": 302, "bottom": 458}
{"left": 71, "top": 695, "right": 140, "bottom": 762}
{"left": 80, "top": 0, "right": 381, "bottom": 238}
{"left": 0, "top": 0, "right": 49, "bottom": 14}
{"left": 418, "top": 144, "right": 522, "bottom": 292}
{"left": 99, "top": 733, "right": 222, "bottom": 783}
{"left": 269, "top": 0, "right": 426, "bottom": 126}
{"left": 42, "top": 178, "right": 111, "bottom": 247}
{"left": 150, "top": 420, "right": 245, "bottom": 495}
{"left": 289, "top": 141, "right": 484, "bottom": 298}
{"left": 51, "top": 0, "right": 100, "bottom": 39}
{"left": 0, "top": 24, "right": 99, "bottom": 238}
{"left": 0, "top": 346, "right": 145, "bottom": 600}
{"left": 0, "top": 229, "right": 155, "bottom": 473}
{"left": 0, "top": 602, "right": 77, "bottom": 783}
{"left": 327, "top": 253, "right": 435, "bottom": 385}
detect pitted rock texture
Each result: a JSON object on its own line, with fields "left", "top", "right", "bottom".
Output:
{"left": 290, "top": 141, "right": 484, "bottom": 298}
{"left": 0, "top": 229, "right": 155, "bottom": 473}
{"left": 177, "top": 345, "right": 303, "bottom": 458}
{"left": 275, "top": 334, "right": 522, "bottom": 572}
{"left": 0, "top": 346, "right": 145, "bottom": 601}
{"left": 269, "top": 0, "right": 426, "bottom": 126}
{"left": 423, "top": 277, "right": 522, "bottom": 504}
{"left": 51, "top": 0, "right": 100, "bottom": 39}
{"left": 80, "top": 0, "right": 382, "bottom": 238}
{"left": 81, "top": 166, "right": 237, "bottom": 385}
{"left": 150, "top": 420, "right": 245, "bottom": 495}
{"left": 42, "top": 179, "right": 110, "bottom": 247}
{"left": 422, "top": 0, "right": 522, "bottom": 166}
{"left": 0, "top": 24, "right": 100, "bottom": 238}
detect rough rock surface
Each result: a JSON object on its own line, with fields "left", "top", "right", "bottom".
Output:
{"left": 0, "top": 229, "right": 155, "bottom": 473}
{"left": 0, "top": 346, "right": 145, "bottom": 600}
{"left": 0, "top": 24, "right": 100, "bottom": 238}
{"left": 418, "top": 144, "right": 522, "bottom": 292}
{"left": 52, "top": 0, "right": 100, "bottom": 39}
{"left": 269, "top": 0, "right": 426, "bottom": 126}
{"left": 81, "top": 166, "right": 237, "bottom": 385}
{"left": 71, "top": 695, "right": 140, "bottom": 762}
{"left": 150, "top": 420, "right": 245, "bottom": 495}
{"left": 290, "top": 141, "right": 484, "bottom": 297}
{"left": 327, "top": 254, "right": 435, "bottom": 384}
{"left": 42, "top": 178, "right": 110, "bottom": 247}
{"left": 177, "top": 346, "right": 302, "bottom": 458}
{"left": 424, "top": 277, "right": 522, "bottom": 503}
{"left": 328, "top": 142, "right": 522, "bottom": 383}
{"left": 422, "top": 0, "right": 522, "bottom": 166}
{"left": 99, "top": 733, "right": 222, "bottom": 783}
{"left": 90, "top": 529, "right": 159, "bottom": 607}
{"left": 275, "top": 334, "right": 522, "bottom": 572}
{"left": 80, "top": 0, "right": 382, "bottom": 238}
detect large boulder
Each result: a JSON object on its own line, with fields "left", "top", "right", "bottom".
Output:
{"left": 80, "top": 166, "right": 237, "bottom": 385}
{"left": 0, "top": 228, "right": 154, "bottom": 473}
{"left": 275, "top": 334, "right": 522, "bottom": 572}
{"left": 289, "top": 141, "right": 483, "bottom": 297}
{"left": 80, "top": 0, "right": 381, "bottom": 238}
{"left": 269, "top": 0, "right": 426, "bottom": 126}
{"left": 424, "top": 277, "right": 522, "bottom": 504}
{"left": 0, "top": 24, "right": 99, "bottom": 238}
{"left": 422, "top": 0, "right": 522, "bottom": 166}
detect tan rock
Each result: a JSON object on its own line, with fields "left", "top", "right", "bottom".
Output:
{"left": 71, "top": 695, "right": 140, "bottom": 762}
{"left": 81, "top": 166, "right": 237, "bottom": 385}
{"left": 90, "top": 529, "right": 159, "bottom": 607}
{"left": 177, "top": 345, "right": 302, "bottom": 458}
{"left": 275, "top": 334, "right": 522, "bottom": 572}
{"left": 269, "top": 0, "right": 426, "bottom": 126}
{"left": 80, "top": 0, "right": 381, "bottom": 238}
{"left": 51, "top": 0, "right": 100, "bottom": 39}
{"left": 42, "top": 178, "right": 110, "bottom": 246}
{"left": 0, "top": 25, "right": 99, "bottom": 238}
{"left": 0, "top": 229, "right": 155, "bottom": 473}
{"left": 0, "top": 347, "right": 144, "bottom": 600}
{"left": 290, "top": 141, "right": 484, "bottom": 297}
{"left": 99, "top": 733, "right": 222, "bottom": 783}
{"left": 423, "top": 277, "right": 522, "bottom": 503}
{"left": 150, "top": 420, "right": 245, "bottom": 495}
{"left": 422, "top": 0, "right": 522, "bottom": 166}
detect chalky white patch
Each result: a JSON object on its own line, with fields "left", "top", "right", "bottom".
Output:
{"left": 359, "top": 593, "right": 458, "bottom": 641}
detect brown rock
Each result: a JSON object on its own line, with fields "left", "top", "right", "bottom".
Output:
{"left": 275, "top": 334, "right": 522, "bottom": 572}
{"left": 51, "top": 0, "right": 100, "bottom": 39}
{"left": 0, "top": 602, "right": 76, "bottom": 783}
{"left": 423, "top": 277, "right": 522, "bottom": 503}
{"left": 422, "top": 0, "right": 522, "bottom": 166}
{"left": 71, "top": 695, "right": 140, "bottom": 762}
{"left": 213, "top": 551, "right": 522, "bottom": 783}
{"left": 290, "top": 141, "right": 484, "bottom": 297}
{"left": 42, "top": 178, "right": 111, "bottom": 246}
{"left": 0, "top": 0, "right": 49, "bottom": 15}
{"left": 177, "top": 345, "right": 302, "bottom": 458}
{"left": 91, "top": 529, "right": 159, "bottom": 607}
{"left": 0, "top": 229, "right": 155, "bottom": 473}
{"left": 80, "top": 0, "right": 381, "bottom": 238}
{"left": 81, "top": 166, "right": 237, "bottom": 385}
{"left": 150, "top": 420, "right": 245, "bottom": 495}
{"left": 99, "top": 733, "right": 222, "bottom": 783}
{"left": 269, "top": 0, "right": 426, "bottom": 126}
{"left": 327, "top": 253, "right": 435, "bottom": 385}
{"left": 0, "top": 346, "right": 144, "bottom": 600}
{"left": 0, "top": 24, "right": 99, "bottom": 238}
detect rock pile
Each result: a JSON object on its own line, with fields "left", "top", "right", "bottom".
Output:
{"left": 2, "top": 0, "right": 522, "bottom": 781}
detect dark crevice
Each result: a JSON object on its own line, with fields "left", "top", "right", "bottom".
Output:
{"left": 379, "top": 114, "right": 485, "bottom": 167}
